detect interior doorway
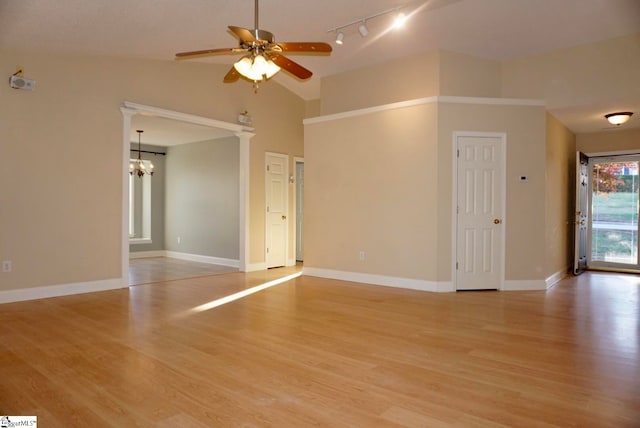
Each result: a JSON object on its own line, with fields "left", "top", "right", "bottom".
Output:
{"left": 120, "top": 102, "right": 254, "bottom": 284}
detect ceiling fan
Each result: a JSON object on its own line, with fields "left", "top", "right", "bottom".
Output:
{"left": 175, "top": 0, "right": 332, "bottom": 88}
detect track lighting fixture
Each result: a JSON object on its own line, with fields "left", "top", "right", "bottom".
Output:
{"left": 358, "top": 22, "right": 369, "bottom": 37}
{"left": 327, "top": 4, "right": 406, "bottom": 46}
{"left": 393, "top": 12, "right": 407, "bottom": 28}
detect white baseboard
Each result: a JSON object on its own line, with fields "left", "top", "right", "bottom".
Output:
{"left": 502, "top": 279, "right": 547, "bottom": 291}
{"left": 164, "top": 251, "right": 239, "bottom": 268}
{"left": 129, "top": 250, "right": 165, "bottom": 259}
{"left": 129, "top": 250, "right": 239, "bottom": 269}
{"left": 302, "top": 267, "right": 454, "bottom": 293}
{"left": 246, "top": 262, "right": 267, "bottom": 272}
{"left": 0, "top": 278, "right": 125, "bottom": 304}
{"left": 545, "top": 267, "right": 569, "bottom": 289}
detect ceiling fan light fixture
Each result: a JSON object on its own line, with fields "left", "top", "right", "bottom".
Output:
{"left": 335, "top": 32, "right": 344, "bottom": 45}
{"left": 605, "top": 112, "right": 633, "bottom": 126}
{"left": 234, "top": 54, "right": 280, "bottom": 81}
{"left": 358, "top": 22, "right": 369, "bottom": 37}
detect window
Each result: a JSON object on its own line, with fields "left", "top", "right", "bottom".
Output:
{"left": 129, "top": 159, "right": 153, "bottom": 244}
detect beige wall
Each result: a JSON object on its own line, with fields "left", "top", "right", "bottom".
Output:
{"left": 319, "top": 50, "right": 504, "bottom": 116}
{"left": 437, "top": 102, "right": 547, "bottom": 282}
{"left": 304, "top": 103, "right": 439, "bottom": 279}
{"left": 577, "top": 128, "right": 640, "bottom": 154}
{"left": 319, "top": 52, "right": 440, "bottom": 115}
{"left": 545, "top": 113, "right": 576, "bottom": 277}
{"left": 0, "top": 50, "right": 304, "bottom": 292}
{"left": 305, "top": 100, "right": 547, "bottom": 284}
{"left": 502, "top": 33, "right": 640, "bottom": 105}
{"left": 305, "top": 99, "right": 321, "bottom": 118}
{"left": 501, "top": 33, "right": 640, "bottom": 131}
{"left": 439, "top": 51, "right": 502, "bottom": 98}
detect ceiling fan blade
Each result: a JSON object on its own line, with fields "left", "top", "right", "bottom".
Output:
{"left": 175, "top": 47, "right": 244, "bottom": 60}
{"left": 223, "top": 66, "right": 240, "bottom": 83}
{"left": 229, "top": 26, "right": 257, "bottom": 43}
{"left": 269, "top": 53, "right": 312, "bottom": 80}
{"left": 275, "top": 42, "right": 332, "bottom": 53}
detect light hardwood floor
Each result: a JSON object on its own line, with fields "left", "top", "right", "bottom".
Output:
{"left": 1, "top": 269, "right": 639, "bottom": 427}
{"left": 128, "top": 257, "right": 237, "bottom": 286}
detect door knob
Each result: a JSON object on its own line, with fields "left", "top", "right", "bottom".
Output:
{"left": 282, "top": 215, "right": 287, "bottom": 220}
{"left": 493, "top": 218, "right": 502, "bottom": 224}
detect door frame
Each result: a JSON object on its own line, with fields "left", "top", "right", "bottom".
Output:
{"left": 574, "top": 149, "right": 640, "bottom": 274}
{"left": 264, "top": 151, "right": 290, "bottom": 268}
{"left": 573, "top": 151, "right": 589, "bottom": 275}
{"left": 293, "top": 157, "right": 304, "bottom": 263}
{"left": 120, "top": 102, "right": 255, "bottom": 283}
{"left": 586, "top": 153, "right": 640, "bottom": 271}
{"left": 451, "top": 131, "right": 507, "bottom": 291}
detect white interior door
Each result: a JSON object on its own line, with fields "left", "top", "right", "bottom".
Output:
{"left": 455, "top": 135, "right": 505, "bottom": 290}
{"left": 574, "top": 151, "right": 589, "bottom": 274}
{"left": 266, "top": 153, "right": 288, "bottom": 268}
{"left": 295, "top": 160, "right": 304, "bottom": 262}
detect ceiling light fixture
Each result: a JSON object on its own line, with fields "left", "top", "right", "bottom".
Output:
{"left": 327, "top": 4, "right": 406, "bottom": 45}
{"left": 393, "top": 12, "right": 407, "bottom": 28}
{"left": 605, "top": 112, "right": 633, "bottom": 126}
{"left": 358, "top": 22, "right": 369, "bottom": 37}
{"left": 130, "top": 130, "right": 154, "bottom": 177}
{"left": 233, "top": 52, "right": 280, "bottom": 82}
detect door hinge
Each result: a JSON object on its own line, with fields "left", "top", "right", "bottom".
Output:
{"left": 456, "top": 262, "right": 458, "bottom": 270}
{"left": 267, "top": 206, "right": 270, "bottom": 213}
{"left": 267, "top": 248, "right": 269, "bottom": 254}
{"left": 457, "top": 149, "right": 460, "bottom": 158}
{"left": 267, "top": 164, "right": 270, "bottom": 171}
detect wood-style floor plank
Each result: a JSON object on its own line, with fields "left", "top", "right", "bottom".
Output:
{"left": 1, "top": 269, "right": 639, "bottom": 426}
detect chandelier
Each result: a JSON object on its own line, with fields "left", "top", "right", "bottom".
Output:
{"left": 130, "top": 130, "right": 154, "bottom": 177}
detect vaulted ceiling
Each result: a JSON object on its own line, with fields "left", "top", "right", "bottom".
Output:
{"left": 1, "top": 0, "right": 639, "bottom": 137}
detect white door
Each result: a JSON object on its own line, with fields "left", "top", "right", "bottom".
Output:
{"left": 295, "top": 161, "right": 304, "bottom": 262}
{"left": 574, "top": 152, "right": 589, "bottom": 274}
{"left": 266, "top": 153, "right": 288, "bottom": 268}
{"left": 455, "top": 135, "right": 505, "bottom": 290}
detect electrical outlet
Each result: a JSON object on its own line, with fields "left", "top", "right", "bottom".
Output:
{"left": 2, "top": 261, "right": 12, "bottom": 272}
{"left": 177, "top": 236, "right": 181, "bottom": 244}
{"left": 359, "top": 251, "right": 365, "bottom": 261}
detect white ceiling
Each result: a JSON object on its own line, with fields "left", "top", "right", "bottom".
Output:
{"left": 2, "top": 0, "right": 640, "bottom": 139}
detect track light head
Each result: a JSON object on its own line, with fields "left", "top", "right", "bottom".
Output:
{"left": 393, "top": 12, "right": 407, "bottom": 28}
{"left": 358, "top": 22, "right": 369, "bottom": 37}
{"left": 335, "top": 31, "right": 344, "bottom": 45}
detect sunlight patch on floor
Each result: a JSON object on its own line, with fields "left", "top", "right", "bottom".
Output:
{"left": 190, "top": 272, "right": 302, "bottom": 313}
